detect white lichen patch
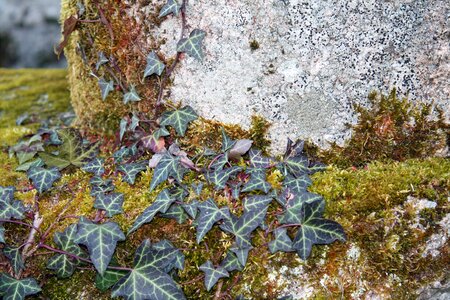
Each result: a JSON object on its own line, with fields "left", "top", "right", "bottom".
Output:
{"left": 422, "top": 213, "right": 450, "bottom": 258}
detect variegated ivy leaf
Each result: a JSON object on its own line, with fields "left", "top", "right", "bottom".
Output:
{"left": 177, "top": 29, "right": 206, "bottom": 61}
{"left": 191, "top": 183, "right": 203, "bottom": 196}
{"left": 39, "top": 129, "right": 98, "bottom": 169}
{"left": 308, "top": 161, "right": 327, "bottom": 174}
{"left": 96, "top": 51, "right": 109, "bottom": 70}
{"left": 152, "top": 239, "right": 185, "bottom": 271}
{"left": 74, "top": 217, "right": 125, "bottom": 275}
{"left": 0, "top": 186, "right": 15, "bottom": 202}
{"left": 209, "top": 152, "right": 228, "bottom": 171}
{"left": 182, "top": 200, "right": 199, "bottom": 219}
{"left": 0, "top": 186, "right": 25, "bottom": 221}
{"left": 47, "top": 224, "right": 87, "bottom": 278}
{"left": 117, "top": 161, "right": 147, "bottom": 184}
{"left": 144, "top": 51, "right": 165, "bottom": 78}
{"left": 95, "top": 268, "right": 127, "bottom": 291}
{"left": 149, "top": 153, "right": 181, "bottom": 191}
{"left": 196, "top": 198, "right": 230, "bottom": 243}
{"left": 268, "top": 228, "right": 294, "bottom": 254}
{"left": 241, "top": 168, "right": 271, "bottom": 193}
{"left": 279, "top": 191, "right": 323, "bottom": 224}
{"left": 220, "top": 251, "right": 243, "bottom": 272}
{"left": 3, "top": 246, "right": 25, "bottom": 275}
{"left": 113, "top": 145, "right": 138, "bottom": 163}
{"left": 229, "top": 139, "right": 253, "bottom": 160}
{"left": 221, "top": 128, "right": 236, "bottom": 152}
{"left": 248, "top": 148, "right": 271, "bottom": 168}
{"left": 112, "top": 239, "right": 186, "bottom": 300}
{"left": 98, "top": 77, "right": 114, "bottom": 101}
{"left": 128, "top": 189, "right": 176, "bottom": 234}
{"left": 243, "top": 195, "right": 273, "bottom": 213}
{"left": 15, "top": 158, "right": 44, "bottom": 172}
{"left": 283, "top": 174, "right": 312, "bottom": 195}
{"left": 27, "top": 167, "right": 61, "bottom": 193}
{"left": 0, "top": 274, "right": 41, "bottom": 300}
{"left": 199, "top": 260, "right": 229, "bottom": 292}
{"left": 160, "top": 204, "right": 188, "bottom": 224}
{"left": 159, "top": 0, "right": 181, "bottom": 17}
{"left": 291, "top": 200, "right": 346, "bottom": 260}
{"left": 81, "top": 157, "right": 105, "bottom": 176}
{"left": 123, "top": 85, "right": 141, "bottom": 104}
{"left": 94, "top": 193, "right": 124, "bottom": 217}
{"left": 160, "top": 106, "right": 198, "bottom": 136}
{"left": 0, "top": 226, "right": 4, "bottom": 243}
{"left": 282, "top": 155, "right": 309, "bottom": 177}
{"left": 119, "top": 118, "right": 128, "bottom": 142}
{"left": 230, "top": 245, "right": 252, "bottom": 267}
{"left": 90, "top": 178, "right": 115, "bottom": 198}
{"left": 206, "top": 166, "right": 242, "bottom": 190}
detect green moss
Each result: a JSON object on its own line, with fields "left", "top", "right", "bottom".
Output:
{"left": 249, "top": 40, "right": 260, "bottom": 51}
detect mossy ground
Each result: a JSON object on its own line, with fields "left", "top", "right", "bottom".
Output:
{"left": 0, "top": 70, "right": 449, "bottom": 299}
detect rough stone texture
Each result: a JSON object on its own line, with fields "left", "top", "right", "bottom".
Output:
{"left": 154, "top": 0, "right": 450, "bottom": 151}
{"left": 0, "top": 0, "right": 66, "bottom": 67}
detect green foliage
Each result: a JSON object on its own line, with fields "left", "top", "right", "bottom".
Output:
{"left": 199, "top": 261, "right": 229, "bottom": 292}
{"left": 159, "top": 0, "right": 181, "bottom": 17}
{"left": 0, "top": 186, "right": 25, "bottom": 219}
{"left": 3, "top": 246, "right": 25, "bottom": 275}
{"left": 177, "top": 29, "right": 206, "bottom": 61}
{"left": 27, "top": 167, "right": 61, "bottom": 193}
{"left": 98, "top": 77, "right": 114, "bottom": 101}
{"left": 0, "top": 274, "right": 41, "bottom": 300}
{"left": 123, "top": 85, "right": 141, "bottom": 104}
{"left": 143, "top": 51, "right": 165, "bottom": 78}
{"left": 94, "top": 193, "right": 124, "bottom": 217}
{"left": 160, "top": 106, "right": 198, "bottom": 136}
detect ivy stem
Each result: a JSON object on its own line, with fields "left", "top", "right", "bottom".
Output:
{"left": 0, "top": 219, "right": 42, "bottom": 235}
{"left": 267, "top": 223, "right": 302, "bottom": 233}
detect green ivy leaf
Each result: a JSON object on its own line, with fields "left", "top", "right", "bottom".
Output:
{"left": 3, "top": 246, "right": 24, "bottom": 275}
{"left": 225, "top": 206, "right": 268, "bottom": 248}
{"left": 81, "top": 157, "right": 105, "bottom": 176}
{"left": 191, "top": 183, "right": 203, "bottom": 196}
{"left": 112, "top": 239, "right": 186, "bottom": 300}
{"left": 221, "top": 128, "right": 236, "bottom": 152}
{"left": 0, "top": 186, "right": 15, "bottom": 202}
{"left": 243, "top": 195, "right": 273, "bottom": 213}
{"left": 283, "top": 174, "right": 312, "bottom": 195}
{"left": 0, "top": 186, "right": 25, "bottom": 220}
{"left": 27, "top": 167, "right": 61, "bottom": 193}
{"left": 291, "top": 200, "right": 346, "bottom": 259}
{"left": 15, "top": 158, "right": 44, "bottom": 172}
{"left": 160, "top": 106, "right": 198, "bottom": 136}
{"left": 159, "top": 0, "right": 181, "bottom": 17}
{"left": 196, "top": 199, "right": 230, "bottom": 243}
{"left": 149, "top": 153, "right": 180, "bottom": 191}
{"left": 220, "top": 251, "right": 243, "bottom": 272}
{"left": 123, "top": 85, "right": 141, "bottom": 104}
{"left": 282, "top": 156, "right": 309, "bottom": 177}
{"left": 182, "top": 200, "right": 199, "bottom": 219}
{"left": 47, "top": 224, "right": 87, "bottom": 278}
{"left": 248, "top": 149, "right": 271, "bottom": 168}
{"left": 96, "top": 51, "right": 109, "bottom": 70}
{"left": 39, "top": 129, "right": 98, "bottom": 170}
{"left": 0, "top": 274, "right": 41, "bottom": 300}
{"left": 98, "top": 77, "right": 114, "bottom": 101}
{"left": 95, "top": 268, "right": 127, "bottom": 291}
{"left": 241, "top": 168, "right": 271, "bottom": 193}
{"left": 230, "top": 245, "right": 252, "bottom": 267}
{"left": 0, "top": 226, "right": 4, "bottom": 243}
{"left": 268, "top": 228, "right": 294, "bottom": 254}
{"left": 206, "top": 166, "right": 242, "bottom": 190}
{"left": 279, "top": 192, "right": 323, "bottom": 224}
{"left": 119, "top": 118, "right": 128, "bottom": 142}
{"left": 129, "top": 189, "right": 176, "bottom": 234}
{"left": 117, "top": 161, "right": 147, "bottom": 185}
{"left": 177, "top": 29, "right": 206, "bottom": 61}
{"left": 152, "top": 239, "right": 185, "bottom": 271}
{"left": 160, "top": 204, "right": 188, "bottom": 224}
{"left": 199, "top": 260, "right": 229, "bottom": 292}
{"left": 90, "top": 177, "right": 115, "bottom": 198}
{"left": 144, "top": 51, "right": 165, "bottom": 78}
{"left": 74, "top": 217, "right": 125, "bottom": 275}
{"left": 209, "top": 153, "right": 228, "bottom": 171}
{"left": 94, "top": 193, "right": 124, "bottom": 217}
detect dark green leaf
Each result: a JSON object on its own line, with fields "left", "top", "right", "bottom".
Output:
{"left": 279, "top": 192, "right": 323, "bottom": 224}
{"left": 123, "top": 85, "right": 141, "bottom": 104}
{"left": 119, "top": 118, "right": 128, "bottom": 142}
{"left": 112, "top": 239, "right": 186, "bottom": 300}
{"left": 160, "top": 106, "right": 198, "bottom": 136}
{"left": 230, "top": 245, "right": 252, "bottom": 266}
{"left": 0, "top": 226, "right": 4, "bottom": 243}
{"left": 206, "top": 166, "right": 242, "bottom": 190}
{"left": 283, "top": 156, "right": 309, "bottom": 177}
{"left": 242, "top": 168, "right": 271, "bottom": 193}
{"left": 159, "top": 0, "right": 181, "bottom": 17}
{"left": 0, "top": 274, "right": 41, "bottom": 300}
{"left": 27, "top": 167, "right": 61, "bottom": 193}
{"left": 99, "top": 77, "right": 114, "bottom": 101}
{"left": 225, "top": 206, "right": 268, "bottom": 248}
{"left": 199, "top": 260, "right": 229, "bottom": 291}
{"left": 82, "top": 157, "right": 105, "bottom": 176}
{"left": 149, "top": 153, "right": 180, "bottom": 191}
{"left": 160, "top": 204, "right": 188, "bottom": 224}
{"left": 3, "top": 246, "right": 24, "bottom": 275}
{"left": 0, "top": 186, "right": 15, "bottom": 202}
{"left": 221, "top": 128, "right": 236, "bottom": 152}
{"left": 96, "top": 51, "right": 109, "bottom": 70}
{"left": 177, "top": 29, "right": 206, "bottom": 61}
{"left": 95, "top": 268, "right": 127, "bottom": 291}
{"left": 117, "top": 161, "right": 147, "bottom": 185}
{"left": 209, "top": 153, "right": 228, "bottom": 171}
{"left": 75, "top": 217, "right": 125, "bottom": 275}
{"left": 94, "top": 193, "right": 124, "bottom": 217}
{"left": 17, "top": 151, "right": 36, "bottom": 165}
{"left": 196, "top": 199, "right": 230, "bottom": 243}
{"left": 220, "top": 251, "right": 243, "bottom": 272}
{"left": 191, "top": 183, "right": 203, "bottom": 196}
{"left": 144, "top": 51, "right": 165, "bottom": 78}
{"left": 129, "top": 189, "right": 176, "bottom": 234}
{"left": 15, "top": 158, "right": 44, "bottom": 172}
{"left": 182, "top": 200, "right": 199, "bottom": 219}
{"left": 243, "top": 195, "right": 273, "bottom": 213}
{"left": 152, "top": 239, "right": 185, "bottom": 271}
{"left": 268, "top": 228, "right": 294, "bottom": 254}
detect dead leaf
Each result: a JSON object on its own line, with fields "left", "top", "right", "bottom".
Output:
{"left": 54, "top": 15, "right": 78, "bottom": 59}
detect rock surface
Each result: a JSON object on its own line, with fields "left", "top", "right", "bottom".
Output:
{"left": 155, "top": 0, "right": 450, "bottom": 151}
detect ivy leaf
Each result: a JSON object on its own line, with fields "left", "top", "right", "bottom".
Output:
{"left": 3, "top": 246, "right": 25, "bottom": 275}
{"left": 248, "top": 149, "right": 271, "bottom": 168}
{"left": 282, "top": 155, "right": 309, "bottom": 177}
{"left": 81, "top": 157, "right": 105, "bottom": 176}
{"left": 95, "top": 268, "right": 127, "bottom": 291}
{"left": 149, "top": 153, "right": 181, "bottom": 191}
{"left": 117, "top": 161, "right": 147, "bottom": 185}
{"left": 0, "top": 274, "right": 41, "bottom": 300}
{"left": 47, "top": 224, "right": 87, "bottom": 278}
{"left": 229, "top": 139, "right": 253, "bottom": 160}
{"left": 283, "top": 174, "right": 312, "bottom": 195}
{"left": 0, "top": 186, "right": 15, "bottom": 202}
{"left": 111, "top": 239, "right": 186, "bottom": 300}
{"left": 268, "top": 228, "right": 294, "bottom": 254}
{"left": 177, "top": 29, "right": 206, "bottom": 61}
{"left": 206, "top": 166, "right": 242, "bottom": 190}
{"left": 15, "top": 158, "right": 44, "bottom": 172}
{"left": 129, "top": 189, "right": 176, "bottom": 234}
{"left": 90, "top": 177, "right": 115, "bottom": 197}
{"left": 308, "top": 161, "right": 327, "bottom": 174}
{"left": 39, "top": 129, "right": 98, "bottom": 169}
{"left": 74, "top": 217, "right": 125, "bottom": 275}
{"left": 144, "top": 51, "right": 165, "bottom": 78}
{"left": 221, "top": 128, "right": 236, "bottom": 152}
{"left": 242, "top": 168, "right": 271, "bottom": 193}
{"left": 0, "top": 186, "right": 25, "bottom": 220}
{"left": 196, "top": 199, "right": 230, "bottom": 243}
{"left": 160, "top": 204, "right": 188, "bottom": 224}
{"left": 225, "top": 206, "right": 268, "bottom": 248}
{"left": 27, "top": 167, "right": 61, "bottom": 193}
{"left": 209, "top": 153, "right": 228, "bottom": 171}
{"left": 220, "top": 251, "right": 243, "bottom": 272}
{"left": 160, "top": 106, "right": 198, "bottom": 136}
{"left": 182, "top": 200, "right": 199, "bottom": 219}
{"left": 243, "top": 195, "right": 273, "bottom": 213}
{"left": 279, "top": 192, "right": 323, "bottom": 224}
{"left": 199, "top": 260, "right": 229, "bottom": 292}
{"left": 191, "top": 183, "right": 203, "bottom": 196}
{"left": 152, "top": 239, "right": 185, "bottom": 271}
{"left": 98, "top": 77, "right": 114, "bottom": 101}
{"left": 94, "top": 193, "right": 124, "bottom": 217}
{"left": 123, "top": 85, "right": 141, "bottom": 104}
{"left": 291, "top": 200, "right": 346, "bottom": 260}
{"left": 96, "top": 51, "right": 109, "bottom": 70}
{"left": 230, "top": 245, "right": 252, "bottom": 267}
{"left": 159, "top": 0, "right": 181, "bottom": 17}
{"left": 119, "top": 118, "right": 128, "bottom": 142}
{"left": 0, "top": 226, "right": 4, "bottom": 243}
